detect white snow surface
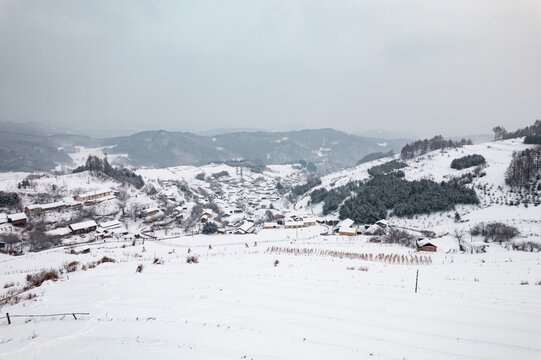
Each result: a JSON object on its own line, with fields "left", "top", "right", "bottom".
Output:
{"left": 1, "top": 229, "right": 540, "bottom": 359}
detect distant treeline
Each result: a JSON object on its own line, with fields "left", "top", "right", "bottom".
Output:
{"left": 367, "top": 160, "right": 408, "bottom": 176}
{"left": 214, "top": 160, "right": 268, "bottom": 174}
{"left": 493, "top": 120, "right": 541, "bottom": 143}
{"left": 400, "top": 136, "right": 472, "bottom": 159}
{"left": 356, "top": 150, "right": 394, "bottom": 165}
{"left": 73, "top": 156, "right": 145, "bottom": 189}
{"left": 505, "top": 145, "right": 541, "bottom": 187}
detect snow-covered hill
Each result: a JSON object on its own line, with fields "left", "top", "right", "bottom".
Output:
{"left": 1, "top": 137, "right": 541, "bottom": 360}
{"left": 296, "top": 138, "right": 540, "bottom": 246}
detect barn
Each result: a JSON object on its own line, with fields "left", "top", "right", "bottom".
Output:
{"left": 417, "top": 239, "right": 437, "bottom": 252}
{"left": 7, "top": 213, "right": 27, "bottom": 226}
{"left": 74, "top": 190, "right": 111, "bottom": 202}
{"left": 69, "top": 220, "right": 98, "bottom": 235}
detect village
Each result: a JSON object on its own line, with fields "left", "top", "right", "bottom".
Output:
{"left": 1, "top": 164, "right": 439, "bottom": 254}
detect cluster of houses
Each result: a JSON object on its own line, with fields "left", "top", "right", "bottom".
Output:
{"left": 0, "top": 188, "right": 119, "bottom": 237}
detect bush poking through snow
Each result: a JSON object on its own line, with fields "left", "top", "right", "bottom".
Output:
{"left": 274, "top": 259, "right": 279, "bottom": 267}
{"left": 186, "top": 255, "right": 199, "bottom": 264}
{"left": 3, "top": 281, "right": 15, "bottom": 289}
{"left": 64, "top": 261, "right": 80, "bottom": 273}
{"left": 136, "top": 264, "right": 144, "bottom": 273}
{"left": 96, "top": 256, "right": 116, "bottom": 265}
{"left": 153, "top": 257, "right": 164, "bottom": 265}
{"left": 26, "top": 269, "right": 59, "bottom": 288}
{"left": 520, "top": 281, "right": 529, "bottom": 285}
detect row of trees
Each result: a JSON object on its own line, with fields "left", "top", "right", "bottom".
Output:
{"left": 400, "top": 136, "right": 472, "bottom": 159}
{"left": 73, "top": 155, "right": 145, "bottom": 189}
{"left": 367, "top": 160, "right": 407, "bottom": 176}
{"left": 493, "top": 120, "right": 541, "bottom": 141}
{"left": 505, "top": 146, "right": 541, "bottom": 187}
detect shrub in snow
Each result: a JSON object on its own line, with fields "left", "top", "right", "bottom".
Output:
{"left": 202, "top": 222, "right": 218, "bottom": 234}
{"left": 26, "top": 269, "right": 59, "bottom": 288}
{"left": 451, "top": 154, "right": 486, "bottom": 170}
{"left": 136, "top": 264, "right": 144, "bottom": 273}
{"left": 96, "top": 256, "right": 116, "bottom": 265}
{"left": 186, "top": 255, "right": 199, "bottom": 264}
{"left": 470, "top": 222, "right": 519, "bottom": 243}
{"left": 64, "top": 261, "right": 80, "bottom": 273}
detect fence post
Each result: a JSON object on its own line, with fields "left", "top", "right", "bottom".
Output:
{"left": 72, "top": 313, "right": 77, "bottom": 320}
{"left": 415, "top": 269, "right": 419, "bottom": 293}
{"left": 6, "top": 313, "right": 10, "bottom": 325}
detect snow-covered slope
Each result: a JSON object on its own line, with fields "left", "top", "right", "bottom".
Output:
{"left": 297, "top": 138, "right": 540, "bottom": 244}
{"left": 1, "top": 230, "right": 541, "bottom": 359}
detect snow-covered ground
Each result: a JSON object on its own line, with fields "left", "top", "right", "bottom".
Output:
{"left": 1, "top": 227, "right": 541, "bottom": 359}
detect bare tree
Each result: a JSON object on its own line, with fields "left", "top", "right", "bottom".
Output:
{"left": 454, "top": 229, "right": 465, "bottom": 252}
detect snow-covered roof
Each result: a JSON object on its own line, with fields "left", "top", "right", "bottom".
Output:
{"left": 36, "top": 201, "right": 65, "bottom": 211}
{"left": 0, "top": 214, "right": 7, "bottom": 224}
{"left": 376, "top": 219, "right": 389, "bottom": 226}
{"left": 8, "top": 213, "right": 27, "bottom": 221}
{"left": 263, "top": 222, "right": 279, "bottom": 227}
{"left": 239, "top": 221, "right": 255, "bottom": 233}
{"left": 338, "top": 218, "right": 354, "bottom": 228}
{"left": 25, "top": 204, "right": 42, "bottom": 210}
{"left": 285, "top": 221, "right": 304, "bottom": 227}
{"left": 145, "top": 207, "right": 160, "bottom": 213}
{"left": 303, "top": 217, "right": 316, "bottom": 223}
{"left": 99, "top": 220, "right": 121, "bottom": 229}
{"left": 417, "top": 239, "right": 437, "bottom": 247}
{"left": 69, "top": 220, "right": 98, "bottom": 231}
{"left": 46, "top": 227, "right": 72, "bottom": 237}
{"left": 76, "top": 190, "right": 110, "bottom": 198}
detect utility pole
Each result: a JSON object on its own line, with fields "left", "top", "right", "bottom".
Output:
{"left": 415, "top": 269, "right": 419, "bottom": 293}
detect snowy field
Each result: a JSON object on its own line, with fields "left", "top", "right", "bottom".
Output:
{"left": 1, "top": 227, "right": 541, "bottom": 360}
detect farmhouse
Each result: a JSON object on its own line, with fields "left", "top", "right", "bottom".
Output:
{"left": 69, "top": 220, "right": 98, "bottom": 235}
{"left": 338, "top": 218, "right": 357, "bottom": 236}
{"left": 25, "top": 201, "right": 66, "bottom": 215}
{"left": 7, "top": 213, "right": 27, "bottom": 226}
{"left": 303, "top": 218, "right": 317, "bottom": 226}
{"left": 96, "top": 220, "right": 128, "bottom": 237}
{"left": 143, "top": 207, "right": 160, "bottom": 217}
{"left": 263, "top": 222, "right": 280, "bottom": 229}
{"left": 417, "top": 239, "right": 437, "bottom": 252}
{"left": 284, "top": 221, "right": 304, "bottom": 229}
{"left": 74, "top": 190, "right": 111, "bottom": 202}
{"left": 236, "top": 221, "right": 255, "bottom": 234}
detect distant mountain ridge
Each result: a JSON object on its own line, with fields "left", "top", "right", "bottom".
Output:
{"left": 104, "top": 128, "right": 410, "bottom": 173}
{"left": 0, "top": 122, "right": 411, "bottom": 173}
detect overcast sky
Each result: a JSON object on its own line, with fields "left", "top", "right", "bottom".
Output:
{"left": 0, "top": 0, "right": 540, "bottom": 137}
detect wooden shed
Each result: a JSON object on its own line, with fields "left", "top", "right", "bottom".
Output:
{"left": 417, "top": 239, "right": 437, "bottom": 252}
